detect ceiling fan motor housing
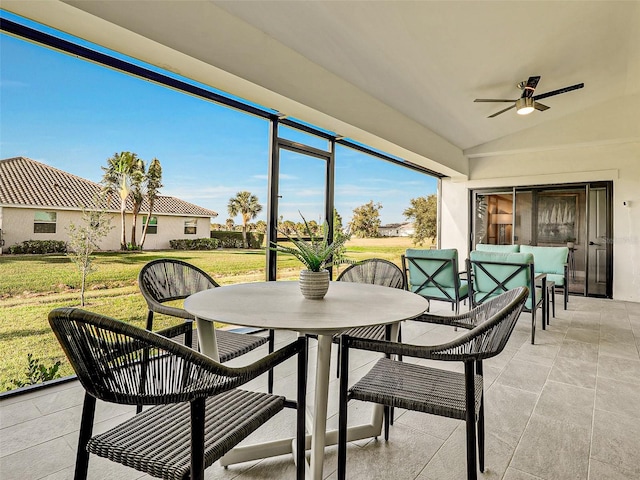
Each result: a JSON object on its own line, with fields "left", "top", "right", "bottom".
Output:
{"left": 516, "top": 97, "right": 535, "bottom": 115}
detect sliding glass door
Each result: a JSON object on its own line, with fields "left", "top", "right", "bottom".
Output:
{"left": 471, "top": 182, "right": 612, "bottom": 298}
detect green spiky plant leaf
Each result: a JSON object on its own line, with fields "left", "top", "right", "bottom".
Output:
{"left": 270, "top": 212, "right": 353, "bottom": 272}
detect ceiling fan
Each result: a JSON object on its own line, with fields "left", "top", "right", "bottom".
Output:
{"left": 474, "top": 76, "right": 584, "bottom": 118}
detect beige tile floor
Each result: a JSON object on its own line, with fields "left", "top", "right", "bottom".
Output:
{"left": 1, "top": 294, "right": 639, "bottom": 480}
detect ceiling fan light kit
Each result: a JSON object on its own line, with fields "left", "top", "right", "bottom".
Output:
{"left": 516, "top": 97, "right": 535, "bottom": 115}
{"left": 474, "top": 75, "right": 584, "bottom": 118}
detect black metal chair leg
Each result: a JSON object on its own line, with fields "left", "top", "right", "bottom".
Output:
{"left": 476, "top": 362, "right": 485, "bottom": 473}
{"left": 75, "top": 393, "right": 96, "bottom": 480}
{"left": 190, "top": 398, "right": 206, "bottom": 480}
{"left": 384, "top": 406, "right": 390, "bottom": 441}
{"left": 268, "top": 330, "right": 275, "bottom": 393}
{"left": 464, "top": 362, "right": 478, "bottom": 480}
{"left": 531, "top": 308, "right": 536, "bottom": 344}
{"left": 296, "top": 336, "right": 308, "bottom": 480}
{"left": 145, "top": 310, "right": 154, "bottom": 330}
{"left": 337, "top": 338, "right": 350, "bottom": 480}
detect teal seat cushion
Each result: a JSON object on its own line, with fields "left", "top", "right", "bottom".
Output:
{"left": 520, "top": 246, "right": 568, "bottom": 275}
{"left": 475, "top": 243, "right": 520, "bottom": 253}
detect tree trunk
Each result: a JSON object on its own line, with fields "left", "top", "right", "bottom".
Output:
{"left": 130, "top": 205, "right": 140, "bottom": 248}
{"left": 242, "top": 225, "right": 248, "bottom": 248}
{"left": 120, "top": 200, "right": 127, "bottom": 249}
{"left": 140, "top": 199, "right": 155, "bottom": 249}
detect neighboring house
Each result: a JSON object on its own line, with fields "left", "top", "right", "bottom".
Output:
{"left": 379, "top": 222, "right": 414, "bottom": 237}
{"left": 0, "top": 157, "right": 218, "bottom": 252}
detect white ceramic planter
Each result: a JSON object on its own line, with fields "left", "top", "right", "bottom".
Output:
{"left": 299, "top": 269, "right": 330, "bottom": 299}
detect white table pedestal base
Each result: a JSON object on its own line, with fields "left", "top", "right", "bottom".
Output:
{"left": 219, "top": 331, "right": 391, "bottom": 480}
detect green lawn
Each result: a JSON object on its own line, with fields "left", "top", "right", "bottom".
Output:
{"left": 0, "top": 238, "right": 417, "bottom": 391}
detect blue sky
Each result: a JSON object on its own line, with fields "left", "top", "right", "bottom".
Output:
{"left": 0, "top": 13, "right": 437, "bottom": 226}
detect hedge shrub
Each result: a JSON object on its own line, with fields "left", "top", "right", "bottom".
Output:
{"left": 8, "top": 240, "right": 67, "bottom": 254}
{"left": 169, "top": 238, "right": 220, "bottom": 250}
{"left": 210, "top": 231, "right": 264, "bottom": 248}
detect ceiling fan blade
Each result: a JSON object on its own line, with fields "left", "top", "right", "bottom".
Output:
{"left": 533, "top": 83, "right": 584, "bottom": 101}
{"left": 522, "top": 75, "right": 541, "bottom": 98}
{"left": 488, "top": 104, "right": 516, "bottom": 118}
{"left": 534, "top": 102, "right": 550, "bottom": 111}
{"left": 474, "top": 99, "right": 515, "bottom": 103}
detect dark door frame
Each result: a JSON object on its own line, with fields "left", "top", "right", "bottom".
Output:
{"left": 266, "top": 121, "right": 335, "bottom": 281}
{"left": 469, "top": 181, "right": 613, "bottom": 298}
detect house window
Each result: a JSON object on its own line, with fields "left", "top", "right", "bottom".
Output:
{"left": 184, "top": 218, "right": 197, "bottom": 235}
{"left": 34, "top": 211, "right": 57, "bottom": 233}
{"left": 143, "top": 215, "right": 158, "bottom": 234}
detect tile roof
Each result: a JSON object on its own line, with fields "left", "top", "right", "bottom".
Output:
{"left": 0, "top": 157, "right": 218, "bottom": 217}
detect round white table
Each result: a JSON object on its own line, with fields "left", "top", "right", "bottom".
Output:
{"left": 185, "top": 280, "right": 428, "bottom": 480}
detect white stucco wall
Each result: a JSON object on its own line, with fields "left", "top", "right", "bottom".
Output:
{"left": 0, "top": 207, "right": 212, "bottom": 252}
{"left": 441, "top": 141, "right": 640, "bottom": 303}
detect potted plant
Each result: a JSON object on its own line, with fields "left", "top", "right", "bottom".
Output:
{"left": 270, "top": 213, "right": 353, "bottom": 299}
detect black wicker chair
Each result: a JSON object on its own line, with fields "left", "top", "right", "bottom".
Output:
{"left": 333, "top": 258, "right": 409, "bottom": 374}
{"left": 49, "top": 307, "right": 307, "bottom": 480}
{"left": 138, "top": 259, "right": 274, "bottom": 389}
{"left": 337, "top": 287, "right": 528, "bottom": 480}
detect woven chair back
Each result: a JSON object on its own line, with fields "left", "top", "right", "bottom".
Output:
{"left": 432, "top": 286, "right": 528, "bottom": 361}
{"left": 139, "top": 258, "right": 218, "bottom": 304}
{"left": 337, "top": 258, "right": 406, "bottom": 289}
{"left": 49, "top": 307, "right": 233, "bottom": 405}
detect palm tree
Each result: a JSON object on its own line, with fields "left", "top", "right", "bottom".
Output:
{"left": 129, "top": 158, "right": 146, "bottom": 249}
{"left": 227, "top": 191, "right": 263, "bottom": 248}
{"left": 101, "top": 152, "right": 140, "bottom": 249}
{"left": 139, "top": 158, "right": 163, "bottom": 249}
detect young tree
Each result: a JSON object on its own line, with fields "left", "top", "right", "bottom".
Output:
{"left": 349, "top": 201, "right": 383, "bottom": 238}
{"left": 101, "top": 151, "right": 140, "bottom": 249}
{"left": 403, "top": 194, "right": 438, "bottom": 246}
{"left": 227, "top": 191, "right": 263, "bottom": 248}
{"left": 139, "top": 158, "right": 163, "bottom": 249}
{"left": 225, "top": 218, "right": 235, "bottom": 230}
{"left": 67, "top": 208, "right": 113, "bottom": 306}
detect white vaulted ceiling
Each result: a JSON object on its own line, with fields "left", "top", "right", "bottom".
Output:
{"left": 3, "top": 0, "right": 639, "bottom": 178}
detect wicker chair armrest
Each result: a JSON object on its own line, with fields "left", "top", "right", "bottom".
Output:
{"left": 342, "top": 335, "right": 471, "bottom": 362}
{"left": 147, "top": 300, "right": 194, "bottom": 320}
{"left": 413, "top": 295, "right": 504, "bottom": 330}
{"left": 412, "top": 311, "right": 476, "bottom": 330}
{"left": 342, "top": 287, "right": 528, "bottom": 362}
{"left": 156, "top": 322, "right": 193, "bottom": 339}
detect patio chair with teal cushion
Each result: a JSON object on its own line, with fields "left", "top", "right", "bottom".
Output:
{"left": 49, "top": 307, "right": 307, "bottom": 480}
{"left": 402, "top": 248, "right": 468, "bottom": 314}
{"left": 467, "top": 251, "right": 546, "bottom": 344}
{"left": 337, "top": 287, "right": 528, "bottom": 480}
{"left": 520, "top": 245, "right": 569, "bottom": 311}
{"left": 475, "top": 243, "right": 520, "bottom": 253}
